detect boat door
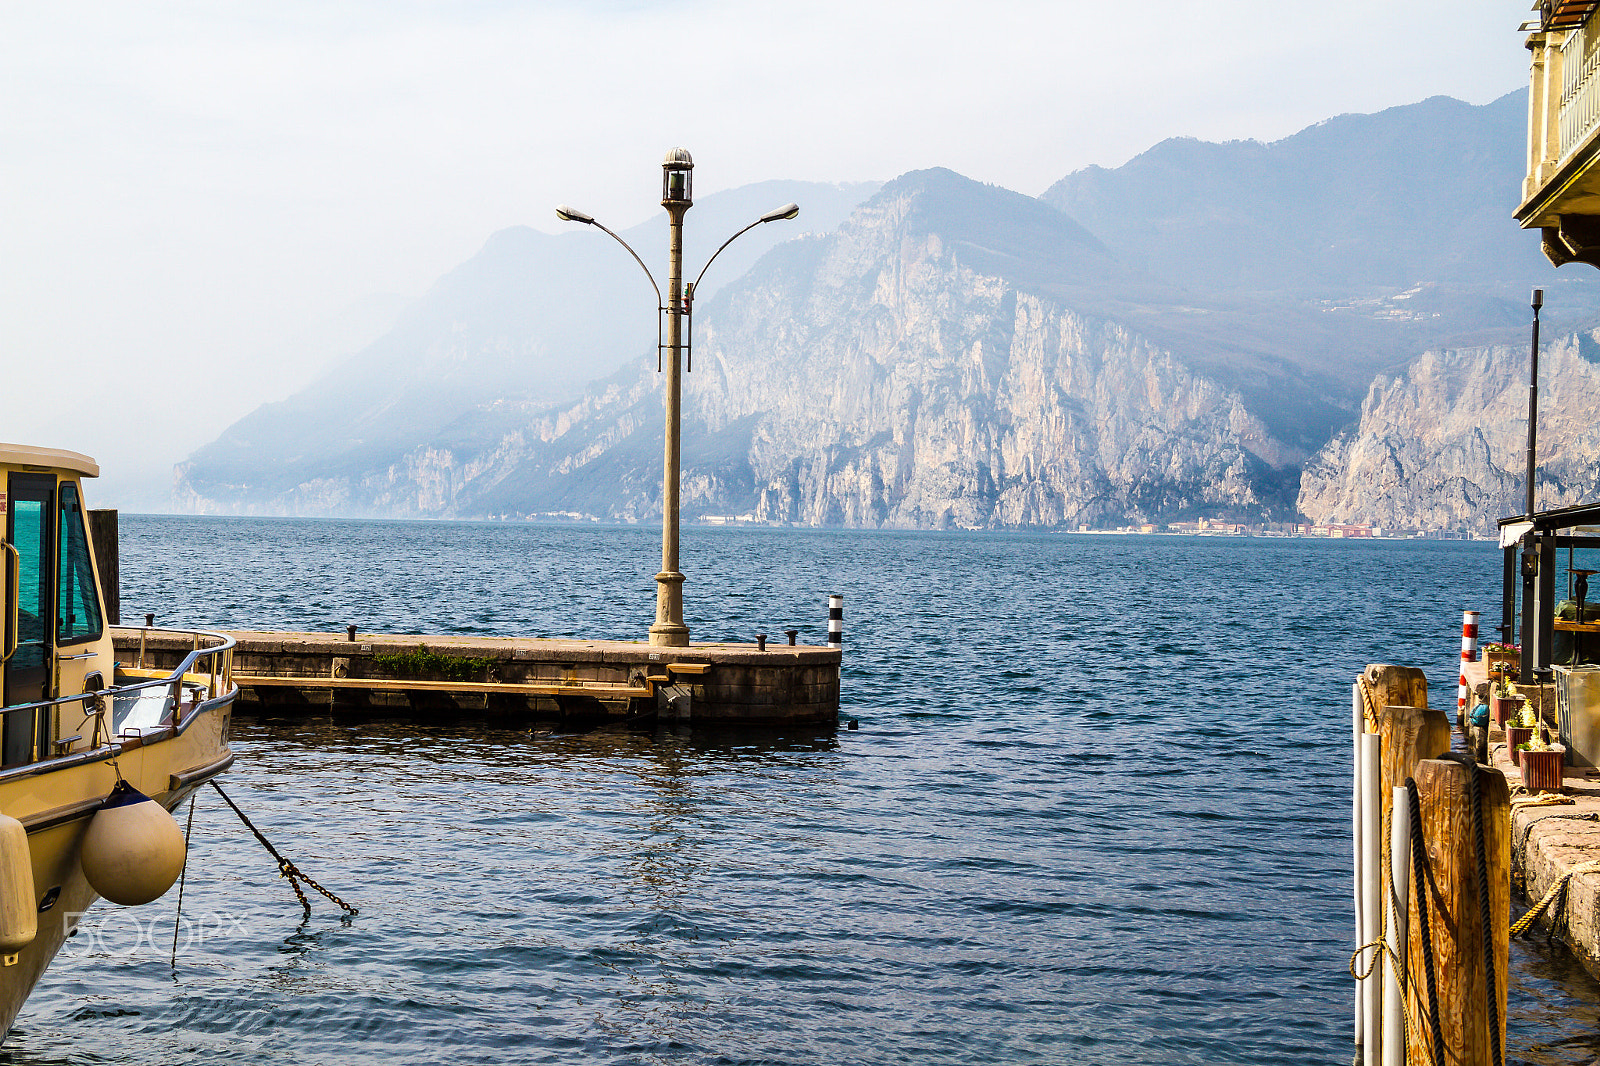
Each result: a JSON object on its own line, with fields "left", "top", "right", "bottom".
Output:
{"left": 2, "top": 474, "right": 55, "bottom": 765}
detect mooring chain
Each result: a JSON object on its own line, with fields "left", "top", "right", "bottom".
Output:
{"left": 210, "top": 781, "right": 359, "bottom": 919}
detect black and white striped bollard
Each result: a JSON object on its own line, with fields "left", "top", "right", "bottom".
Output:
{"left": 828, "top": 593, "right": 843, "bottom": 646}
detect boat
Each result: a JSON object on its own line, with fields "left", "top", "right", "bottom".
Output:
{"left": 0, "top": 444, "right": 235, "bottom": 1038}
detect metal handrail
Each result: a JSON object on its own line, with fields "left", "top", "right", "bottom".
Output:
{"left": 0, "top": 626, "right": 236, "bottom": 719}
{"left": 0, "top": 626, "right": 235, "bottom": 781}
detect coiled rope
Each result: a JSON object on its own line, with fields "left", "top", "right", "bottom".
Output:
{"left": 210, "top": 781, "right": 359, "bottom": 920}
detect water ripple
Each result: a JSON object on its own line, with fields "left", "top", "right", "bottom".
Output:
{"left": 0, "top": 523, "right": 1589, "bottom": 1065}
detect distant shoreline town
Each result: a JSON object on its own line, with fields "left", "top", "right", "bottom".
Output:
{"left": 504, "top": 510, "right": 1488, "bottom": 540}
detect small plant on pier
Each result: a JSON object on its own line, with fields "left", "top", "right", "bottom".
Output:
{"left": 370, "top": 645, "right": 496, "bottom": 682}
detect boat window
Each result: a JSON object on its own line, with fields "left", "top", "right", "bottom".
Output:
{"left": 56, "top": 483, "right": 102, "bottom": 645}
{"left": 4, "top": 474, "right": 54, "bottom": 765}
{"left": 10, "top": 499, "right": 47, "bottom": 653}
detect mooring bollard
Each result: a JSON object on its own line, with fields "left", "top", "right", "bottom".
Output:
{"left": 828, "top": 593, "right": 843, "bottom": 646}
{"left": 347, "top": 624, "right": 358, "bottom": 642}
{"left": 1405, "top": 758, "right": 1508, "bottom": 1066}
{"left": 757, "top": 633, "right": 767, "bottom": 651}
{"left": 785, "top": 629, "right": 798, "bottom": 646}
{"left": 1458, "top": 610, "right": 1480, "bottom": 716}
{"left": 144, "top": 613, "right": 154, "bottom": 629}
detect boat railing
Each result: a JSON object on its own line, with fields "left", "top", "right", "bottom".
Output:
{"left": 0, "top": 627, "right": 235, "bottom": 756}
{"left": 107, "top": 624, "right": 236, "bottom": 712}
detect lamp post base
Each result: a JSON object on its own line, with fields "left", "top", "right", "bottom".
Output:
{"left": 650, "top": 570, "right": 689, "bottom": 647}
{"left": 648, "top": 623, "right": 690, "bottom": 647}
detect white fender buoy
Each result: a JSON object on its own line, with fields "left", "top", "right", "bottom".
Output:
{"left": 0, "top": 814, "right": 36, "bottom": 951}
{"left": 79, "top": 782, "right": 186, "bottom": 906}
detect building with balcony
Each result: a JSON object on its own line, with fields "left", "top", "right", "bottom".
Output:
{"left": 1520, "top": 2, "right": 1600, "bottom": 265}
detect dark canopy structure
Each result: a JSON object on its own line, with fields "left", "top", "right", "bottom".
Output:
{"left": 1498, "top": 500, "right": 1600, "bottom": 681}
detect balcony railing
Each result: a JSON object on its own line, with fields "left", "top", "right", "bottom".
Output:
{"left": 1562, "top": 21, "right": 1600, "bottom": 160}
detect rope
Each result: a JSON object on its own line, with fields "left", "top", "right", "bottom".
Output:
{"left": 1512, "top": 812, "right": 1599, "bottom": 885}
{"left": 1357, "top": 674, "right": 1380, "bottom": 733}
{"left": 1509, "top": 861, "right": 1600, "bottom": 938}
{"left": 1510, "top": 791, "right": 1575, "bottom": 810}
{"left": 1450, "top": 752, "right": 1504, "bottom": 1066}
{"left": 1349, "top": 796, "right": 1396, "bottom": 982}
{"left": 170, "top": 793, "right": 197, "bottom": 966}
{"left": 1511, "top": 855, "right": 1600, "bottom": 938}
{"left": 1349, "top": 800, "right": 1427, "bottom": 1064}
{"left": 1408, "top": 775, "right": 1448, "bottom": 1066}
{"left": 209, "top": 781, "right": 359, "bottom": 920}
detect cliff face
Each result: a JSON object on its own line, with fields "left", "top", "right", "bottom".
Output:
{"left": 677, "top": 173, "right": 1300, "bottom": 528}
{"left": 1297, "top": 333, "right": 1600, "bottom": 533}
{"left": 177, "top": 170, "right": 1302, "bottom": 527}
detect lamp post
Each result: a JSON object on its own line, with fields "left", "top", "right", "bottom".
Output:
{"left": 558, "top": 148, "right": 799, "bottom": 646}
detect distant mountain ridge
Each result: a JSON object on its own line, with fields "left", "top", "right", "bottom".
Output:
{"left": 176, "top": 93, "right": 1600, "bottom": 529}
{"left": 177, "top": 180, "right": 879, "bottom": 503}
{"left": 1042, "top": 93, "right": 1543, "bottom": 296}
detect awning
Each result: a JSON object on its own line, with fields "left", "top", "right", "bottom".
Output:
{"left": 1544, "top": 0, "right": 1600, "bottom": 31}
{"left": 1501, "top": 521, "right": 1535, "bottom": 549}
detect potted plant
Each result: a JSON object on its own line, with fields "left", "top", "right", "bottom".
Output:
{"left": 1507, "top": 700, "right": 1537, "bottom": 765}
{"left": 1519, "top": 721, "right": 1566, "bottom": 792}
{"left": 1492, "top": 677, "right": 1519, "bottom": 728}
{"left": 1484, "top": 641, "right": 1521, "bottom": 674}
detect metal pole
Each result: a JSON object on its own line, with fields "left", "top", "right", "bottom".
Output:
{"left": 1352, "top": 683, "right": 1366, "bottom": 1047}
{"left": 1360, "top": 731, "right": 1382, "bottom": 1064}
{"left": 650, "top": 194, "right": 690, "bottom": 647}
{"left": 1526, "top": 288, "right": 1543, "bottom": 521}
{"left": 1521, "top": 288, "right": 1544, "bottom": 684}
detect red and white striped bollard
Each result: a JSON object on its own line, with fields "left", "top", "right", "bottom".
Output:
{"left": 1458, "top": 609, "right": 1480, "bottom": 714}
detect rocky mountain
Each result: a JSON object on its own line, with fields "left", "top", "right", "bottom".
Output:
{"left": 1041, "top": 93, "right": 1547, "bottom": 298}
{"left": 176, "top": 92, "right": 1600, "bottom": 529}
{"left": 175, "top": 180, "right": 878, "bottom": 507}
{"left": 180, "top": 170, "right": 1308, "bottom": 525}
{"left": 1298, "top": 331, "right": 1600, "bottom": 533}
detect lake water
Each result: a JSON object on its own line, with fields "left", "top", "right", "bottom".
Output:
{"left": 3, "top": 518, "right": 1596, "bottom": 1065}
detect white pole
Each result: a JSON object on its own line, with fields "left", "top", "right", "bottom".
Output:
{"left": 1352, "top": 683, "right": 1366, "bottom": 1046}
{"left": 1361, "top": 731, "right": 1383, "bottom": 1065}
{"left": 1383, "top": 785, "right": 1410, "bottom": 1066}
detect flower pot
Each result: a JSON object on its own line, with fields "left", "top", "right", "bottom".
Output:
{"left": 1487, "top": 651, "right": 1521, "bottom": 673}
{"left": 1521, "top": 747, "right": 1565, "bottom": 792}
{"left": 1507, "top": 726, "right": 1534, "bottom": 764}
{"left": 1492, "top": 696, "right": 1518, "bottom": 728}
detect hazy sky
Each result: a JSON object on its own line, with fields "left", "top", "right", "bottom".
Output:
{"left": 0, "top": 1, "right": 1530, "bottom": 506}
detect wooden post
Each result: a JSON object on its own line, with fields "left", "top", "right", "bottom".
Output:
{"left": 1405, "top": 758, "right": 1509, "bottom": 1066}
{"left": 1363, "top": 664, "right": 1428, "bottom": 731}
{"left": 87, "top": 509, "right": 120, "bottom": 626}
{"left": 1380, "top": 703, "right": 1451, "bottom": 814}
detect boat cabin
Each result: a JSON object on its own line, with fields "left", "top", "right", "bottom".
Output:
{"left": 0, "top": 445, "right": 112, "bottom": 767}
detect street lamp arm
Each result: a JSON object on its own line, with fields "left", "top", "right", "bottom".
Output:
{"left": 556, "top": 206, "right": 663, "bottom": 307}
{"left": 690, "top": 203, "right": 800, "bottom": 295}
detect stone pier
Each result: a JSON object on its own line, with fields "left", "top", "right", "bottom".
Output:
{"left": 113, "top": 629, "right": 841, "bottom": 725}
